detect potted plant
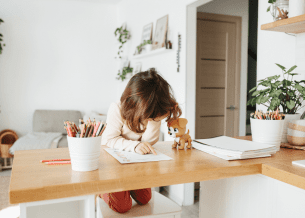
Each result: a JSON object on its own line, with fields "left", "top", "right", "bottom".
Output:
{"left": 136, "top": 40, "right": 152, "bottom": 55}
{"left": 248, "top": 63, "right": 305, "bottom": 143}
{"left": 0, "top": 19, "right": 5, "bottom": 54}
{"left": 114, "top": 25, "right": 130, "bottom": 59}
{"left": 116, "top": 66, "right": 133, "bottom": 81}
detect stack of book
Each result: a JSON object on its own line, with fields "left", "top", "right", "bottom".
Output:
{"left": 192, "top": 136, "right": 278, "bottom": 160}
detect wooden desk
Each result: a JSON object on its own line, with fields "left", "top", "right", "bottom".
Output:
{"left": 9, "top": 136, "right": 305, "bottom": 217}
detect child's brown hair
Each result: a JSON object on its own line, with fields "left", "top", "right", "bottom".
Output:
{"left": 120, "top": 68, "right": 182, "bottom": 133}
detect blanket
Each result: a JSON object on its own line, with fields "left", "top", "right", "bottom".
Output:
{"left": 9, "top": 132, "right": 63, "bottom": 155}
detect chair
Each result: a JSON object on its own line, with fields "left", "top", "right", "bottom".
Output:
{"left": 96, "top": 191, "right": 182, "bottom": 218}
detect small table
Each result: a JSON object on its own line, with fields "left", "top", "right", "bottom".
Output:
{"left": 9, "top": 137, "right": 305, "bottom": 218}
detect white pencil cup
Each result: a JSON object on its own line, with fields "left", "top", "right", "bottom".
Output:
{"left": 250, "top": 118, "right": 285, "bottom": 150}
{"left": 67, "top": 136, "right": 102, "bottom": 172}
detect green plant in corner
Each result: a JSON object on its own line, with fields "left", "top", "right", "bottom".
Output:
{"left": 247, "top": 64, "right": 305, "bottom": 114}
{"left": 117, "top": 66, "right": 133, "bottom": 81}
{"left": 0, "top": 19, "right": 5, "bottom": 55}
{"left": 114, "top": 26, "right": 130, "bottom": 59}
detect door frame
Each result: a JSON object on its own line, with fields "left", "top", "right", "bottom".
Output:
{"left": 185, "top": 9, "right": 242, "bottom": 140}
{"left": 195, "top": 12, "right": 241, "bottom": 137}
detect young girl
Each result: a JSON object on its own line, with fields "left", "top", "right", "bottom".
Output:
{"left": 100, "top": 69, "right": 182, "bottom": 213}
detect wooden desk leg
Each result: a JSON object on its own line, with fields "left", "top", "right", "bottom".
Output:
{"left": 20, "top": 194, "right": 95, "bottom": 218}
{"left": 4, "top": 158, "right": 7, "bottom": 167}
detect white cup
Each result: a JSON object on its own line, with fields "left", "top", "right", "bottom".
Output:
{"left": 67, "top": 136, "right": 102, "bottom": 172}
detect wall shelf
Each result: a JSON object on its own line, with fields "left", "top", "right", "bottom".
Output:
{"left": 261, "top": 14, "right": 305, "bottom": 34}
{"left": 132, "top": 47, "right": 174, "bottom": 60}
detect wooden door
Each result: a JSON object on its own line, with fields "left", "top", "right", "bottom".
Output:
{"left": 196, "top": 13, "right": 241, "bottom": 139}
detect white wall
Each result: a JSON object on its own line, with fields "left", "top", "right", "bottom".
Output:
{"left": 0, "top": 0, "right": 118, "bottom": 136}
{"left": 257, "top": 0, "right": 305, "bottom": 113}
{"left": 197, "top": 0, "right": 249, "bottom": 136}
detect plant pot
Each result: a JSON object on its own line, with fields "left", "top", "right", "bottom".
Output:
{"left": 250, "top": 118, "right": 285, "bottom": 150}
{"left": 142, "top": 44, "right": 152, "bottom": 53}
{"left": 281, "top": 114, "right": 301, "bottom": 143}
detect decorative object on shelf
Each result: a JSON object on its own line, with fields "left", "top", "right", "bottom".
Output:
{"left": 248, "top": 63, "right": 305, "bottom": 143}
{"left": 177, "top": 34, "right": 181, "bottom": 72}
{"left": 166, "top": 40, "right": 172, "bottom": 49}
{"left": 117, "top": 65, "right": 133, "bottom": 81}
{"left": 267, "top": 0, "right": 289, "bottom": 21}
{"left": 267, "top": 0, "right": 277, "bottom": 20}
{"left": 136, "top": 40, "right": 152, "bottom": 54}
{"left": 274, "top": 0, "right": 289, "bottom": 20}
{"left": 141, "top": 23, "right": 153, "bottom": 44}
{"left": 152, "top": 15, "right": 168, "bottom": 50}
{"left": 132, "top": 62, "right": 142, "bottom": 75}
{"left": 250, "top": 110, "right": 285, "bottom": 149}
{"left": 289, "top": 0, "right": 305, "bottom": 18}
{"left": 114, "top": 23, "right": 131, "bottom": 59}
{"left": 167, "top": 118, "right": 192, "bottom": 150}
{"left": 117, "top": 60, "right": 133, "bottom": 81}
{"left": 0, "top": 18, "right": 5, "bottom": 55}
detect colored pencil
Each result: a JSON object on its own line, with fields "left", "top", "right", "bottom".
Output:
{"left": 40, "top": 159, "right": 71, "bottom": 163}
{"left": 45, "top": 161, "right": 71, "bottom": 165}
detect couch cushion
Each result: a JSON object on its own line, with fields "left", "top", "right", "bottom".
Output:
{"left": 33, "top": 110, "right": 82, "bottom": 135}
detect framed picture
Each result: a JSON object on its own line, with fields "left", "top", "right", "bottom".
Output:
{"left": 152, "top": 15, "right": 168, "bottom": 50}
{"left": 133, "top": 63, "right": 142, "bottom": 75}
{"left": 141, "top": 23, "right": 153, "bottom": 43}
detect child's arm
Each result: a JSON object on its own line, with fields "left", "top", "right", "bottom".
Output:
{"left": 101, "top": 102, "right": 141, "bottom": 152}
{"left": 141, "top": 121, "right": 161, "bottom": 146}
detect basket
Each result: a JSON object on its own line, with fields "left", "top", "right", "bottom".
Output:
{"left": 0, "top": 130, "right": 18, "bottom": 158}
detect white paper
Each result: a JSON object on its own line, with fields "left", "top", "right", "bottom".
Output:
{"left": 104, "top": 148, "right": 173, "bottom": 164}
{"left": 192, "top": 142, "right": 272, "bottom": 160}
{"left": 194, "top": 136, "right": 276, "bottom": 153}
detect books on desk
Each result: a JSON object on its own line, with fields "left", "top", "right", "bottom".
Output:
{"left": 192, "top": 136, "right": 278, "bottom": 160}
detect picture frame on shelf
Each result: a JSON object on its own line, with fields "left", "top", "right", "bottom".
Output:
{"left": 141, "top": 23, "right": 153, "bottom": 44}
{"left": 152, "top": 15, "right": 168, "bottom": 50}
{"left": 133, "top": 63, "right": 142, "bottom": 75}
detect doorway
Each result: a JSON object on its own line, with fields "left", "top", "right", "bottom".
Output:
{"left": 195, "top": 12, "right": 241, "bottom": 139}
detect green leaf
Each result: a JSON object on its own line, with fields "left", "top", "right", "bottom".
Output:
{"left": 252, "top": 90, "right": 261, "bottom": 96}
{"left": 256, "top": 95, "right": 263, "bottom": 104}
{"left": 283, "top": 79, "right": 292, "bottom": 87}
{"left": 261, "top": 96, "right": 270, "bottom": 104}
{"left": 286, "top": 100, "right": 296, "bottom": 110}
{"left": 287, "top": 90, "right": 295, "bottom": 96}
{"left": 267, "top": 5, "right": 271, "bottom": 12}
{"left": 249, "top": 86, "right": 257, "bottom": 93}
{"left": 275, "top": 63, "right": 286, "bottom": 71}
{"left": 286, "top": 65, "right": 297, "bottom": 74}
{"left": 295, "top": 84, "right": 304, "bottom": 92}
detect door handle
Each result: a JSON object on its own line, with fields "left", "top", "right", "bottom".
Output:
{"left": 226, "top": 105, "right": 236, "bottom": 110}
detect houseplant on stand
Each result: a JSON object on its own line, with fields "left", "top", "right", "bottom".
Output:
{"left": 248, "top": 63, "right": 305, "bottom": 143}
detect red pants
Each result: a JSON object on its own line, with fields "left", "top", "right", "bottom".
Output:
{"left": 100, "top": 188, "right": 152, "bottom": 213}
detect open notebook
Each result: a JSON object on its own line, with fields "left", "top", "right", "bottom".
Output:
{"left": 192, "top": 136, "right": 278, "bottom": 161}
{"left": 105, "top": 148, "right": 172, "bottom": 164}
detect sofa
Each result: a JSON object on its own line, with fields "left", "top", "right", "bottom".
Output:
{"left": 32, "top": 110, "right": 82, "bottom": 148}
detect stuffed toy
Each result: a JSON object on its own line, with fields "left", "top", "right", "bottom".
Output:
{"left": 167, "top": 118, "right": 192, "bottom": 150}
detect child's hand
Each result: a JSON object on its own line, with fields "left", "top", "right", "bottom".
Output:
{"left": 135, "top": 142, "right": 157, "bottom": 155}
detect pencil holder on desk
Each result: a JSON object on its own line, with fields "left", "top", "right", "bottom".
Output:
{"left": 67, "top": 136, "right": 101, "bottom": 172}
{"left": 250, "top": 118, "right": 284, "bottom": 150}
